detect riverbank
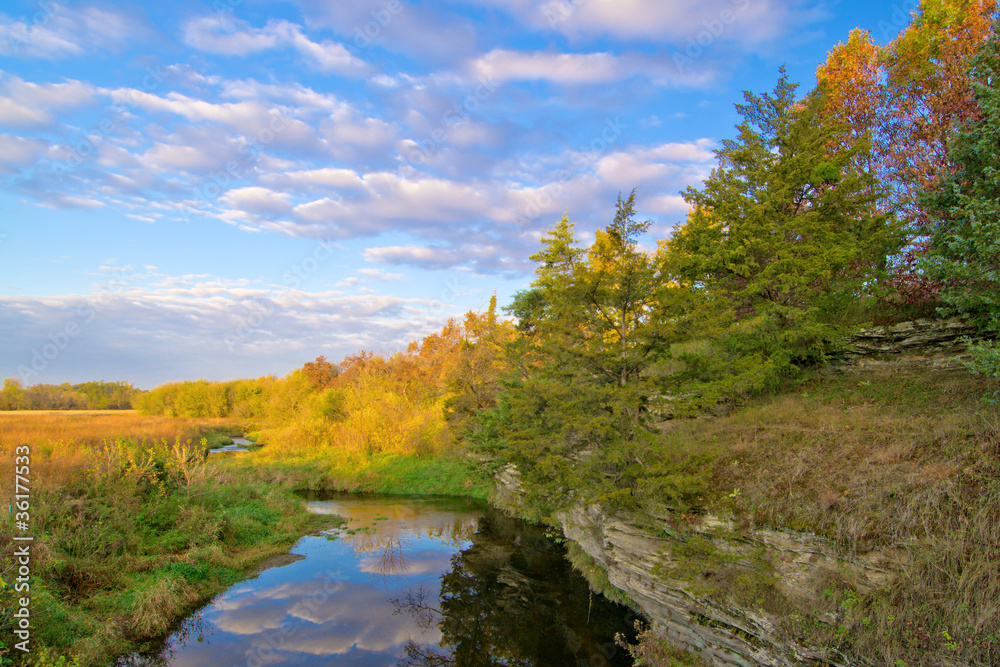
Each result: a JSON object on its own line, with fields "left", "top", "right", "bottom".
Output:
{"left": 498, "top": 363, "right": 1000, "bottom": 666}
{"left": 5, "top": 360, "right": 996, "bottom": 666}
{"left": 0, "top": 434, "right": 340, "bottom": 665}
{"left": 0, "top": 414, "right": 490, "bottom": 665}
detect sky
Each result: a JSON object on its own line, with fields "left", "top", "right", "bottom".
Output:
{"left": 0, "top": 0, "right": 919, "bottom": 388}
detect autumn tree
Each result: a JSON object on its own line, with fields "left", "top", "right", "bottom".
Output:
{"left": 920, "top": 22, "right": 1000, "bottom": 375}
{"left": 883, "top": 0, "right": 997, "bottom": 223}
{"left": 671, "top": 70, "right": 903, "bottom": 400}
{"left": 0, "top": 378, "right": 26, "bottom": 410}
{"left": 816, "top": 0, "right": 997, "bottom": 224}
{"left": 300, "top": 355, "right": 339, "bottom": 389}
{"left": 497, "top": 194, "right": 677, "bottom": 514}
{"left": 444, "top": 295, "right": 517, "bottom": 423}
{"left": 816, "top": 28, "right": 888, "bottom": 201}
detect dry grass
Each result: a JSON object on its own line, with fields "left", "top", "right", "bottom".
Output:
{"left": 128, "top": 576, "right": 200, "bottom": 639}
{"left": 655, "top": 367, "right": 998, "bottom": 544}
{"left": 0, "top": 411, "right": 239, "bottom": 492}
{"left": 0, "top": 413, "right": 328, "bottom": 666}
{"left": 0, "top": 410, "right": 237, "bottom": 450}
{"left": 648, "top": 366, "right": 1000, "bottom": 665}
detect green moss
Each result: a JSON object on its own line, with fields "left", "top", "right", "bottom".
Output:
{"left": 564, "top": 541, "right": 637, "bottom": 610}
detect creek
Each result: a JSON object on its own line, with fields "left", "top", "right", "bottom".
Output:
{"left": 119, "top": 493, "right": 638, "bottom": 666}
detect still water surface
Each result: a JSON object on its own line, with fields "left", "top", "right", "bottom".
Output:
{"left": 123, "top": 494, "right": 637, "bottom": 666}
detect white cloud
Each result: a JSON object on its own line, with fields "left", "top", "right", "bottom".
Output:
{"left": 61, "top": 196, "right": 105, "bottom": 208}
{"left": 0, "top": 134, "right": 48, "bottom": 171}
{"left": 0, "top": 97, "right": 52, "bottom": 127}
{"left": 469, "top": 49, "right": 622, "bottom": 84}
{"left": 594, "top": 140, "right": 716, "bottom": 189}
{"left": 358, "top": 268, "right": 405, "bottom": 281}
{"left": 295, "top": 0, "right": 479, "bottom": 63}
{"left": 644, "top": 194, "right": 690, "bottom": 216}
{"left": 183, "top": 16, "right": 367, "bottom": 74}
{"left": 266, "top": 168, "right": 366, "bottom": 190}
{"left": 110, "top": 89, "right": 272, "bottom": 129}
{"left": 142, "top": 142, "right": 224, "bottom": 172}
{"left": 479, "top": 0, "right": 823, "bottom": 46}
{"left": 0, "top": 76, "right": 96, "bottom": 128}
{"left": 0, "top": 20, "right": 82, "bottom": 59}
{"left": 268, "top": 20, "right": 366, "bottom": 73}
{"left": 221, "top": 187, "right": 294, "bottom": 215}
{"left": 182, "top": 16, "right": 280, "bottom": 55}
{"left": 362, "top": 243, "right": 522, "bottom": 272}
{"left": 293, "top": 197, "right": 351, "bottom": 225}
{"left": 320, "top": 116, "right": 397, "bottom": 148}
{"left": 0, "top": 6, "right": 146, "bottom": 59}
{"left": 0, "top": 271, "right": 467, "bottom": 386}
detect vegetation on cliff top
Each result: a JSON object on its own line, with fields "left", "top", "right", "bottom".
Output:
{"left": 4, "top": 3, "right": 1000, "bottom": 666}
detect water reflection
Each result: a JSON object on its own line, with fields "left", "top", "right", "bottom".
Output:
{"left": 392, "top": 510, "right": 637, "bottom": 667}
{"left": 120, "top": 495, "right": 636, "bottom": 666}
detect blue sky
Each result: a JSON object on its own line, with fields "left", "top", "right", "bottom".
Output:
{"left": 0, "top": 0, "right": 918, "bottom": 388}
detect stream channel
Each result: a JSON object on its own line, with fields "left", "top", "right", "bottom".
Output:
{"left": 119, "top": 493, "right": 639, "bottom": 666}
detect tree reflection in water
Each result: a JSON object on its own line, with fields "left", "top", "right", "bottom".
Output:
{"left": 371, "top": 536, "right": 410, "bottom": 579}
{"left": 392, "top": 509, "right": 639, "bottom": 667}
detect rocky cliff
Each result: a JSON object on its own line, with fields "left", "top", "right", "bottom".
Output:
{"left": 559, "top": 504, "right": 895, "bottom": 667}
{"left": 832, "top": 317, "right": 979, "bottom": 369}
{"left": 496, "top": 463, "right": 890, "bottom": 667}
{"left": 495, "top": 318, "right": 991, "bottom": 666}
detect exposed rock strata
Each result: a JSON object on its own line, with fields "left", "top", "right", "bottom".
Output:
{"left": 832, "top": 317, "right": 981, "bottom": 370}
{"left": 559, "top": 504, "right": 897, "bottom": 667}
{"left": 494, "top": 320, "right": 985, "bottom": 665}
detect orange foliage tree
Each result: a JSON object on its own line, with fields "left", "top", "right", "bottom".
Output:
{"left": 816, "top": 0, "right": 997, "bottom": 223}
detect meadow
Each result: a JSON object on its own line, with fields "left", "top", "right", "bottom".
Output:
{"left": 0, "top": 398, "right": 490, "bottom": 666}
{"left": 0, "top": 411, "right": 332, "bottom": 666}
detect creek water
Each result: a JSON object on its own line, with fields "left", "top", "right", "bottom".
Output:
{"left": 207, "top": 437, "right": 255, "bottom": 454}
{"left": 119, "top": 493, "right": 639, "bottom": 666}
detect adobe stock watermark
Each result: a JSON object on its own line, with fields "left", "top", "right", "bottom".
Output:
{"left": 224, "top": 236, "right": 337, "bottom": 351}
{"left": 179, "top": 111, "right": 290, "bottom": 221}
{"left": 542, "top": 0, "right": 591, "bottom": 28}
{"left": 397, "top": 76, "right": 499, "bottom": 179}
{"left": 242, "top": 569, "right": 345, "bottom": 667}
{"left": 211, "top": 0, "right": 243, "bottom": 21}
{"left": 671, "top": 0, "right": 751, "bottom": 73}
{"left": 876, "top": 1, "right": 919, "bottom": 41}
{"left": 5, "top": 0, "right": 65, "bottom": 55}
{"left": 352, "top": 0, "right": 404, "bottom": 50}
{"left": 16, "top": 268, "right": 132, "bottom": 383}
{"left": 512, "top": 116, "right": 627, "bottom": 232}
{"left": 52, "top": 65, "right": 167, "bottom": 182}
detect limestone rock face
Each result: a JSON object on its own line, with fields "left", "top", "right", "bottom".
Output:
{"left": 493, "top": 320, "right": 982, "bottom": 666}
{"left": 832, "top": 317, "right": 981, "bottom": 369}
{"left": 494, "top": 466, "right": 886, "bottom": 666}
{"left": 559, "top": 504, "right": 896, "bottom": 667}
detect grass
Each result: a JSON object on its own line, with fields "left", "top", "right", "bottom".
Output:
{"left": 0, "top": 410, "right": 242, "bottom": 460}
{"left": 633, "top": 365, "right": 1000, "bottom": 666}
{"left": 0, "top": 414, "right": 339, "bottom": 666}
{"left": 215, "top": 448, "right": 491, "bottom": 499}
{"left": 0, "top": 409, "right": 491, "bottom": 666}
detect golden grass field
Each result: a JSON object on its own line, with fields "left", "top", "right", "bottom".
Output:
{"left": 0, "top": 410, "right": 237, "bottom": 448}
{"left": 0, "top": 410, "right": 239, "bottom": 492}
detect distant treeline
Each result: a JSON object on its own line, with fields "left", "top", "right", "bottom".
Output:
{"left": 135, "top": 303, "right": 513, "bottom": 459}
{"left": 0, "top": 379, "right": 139, "bottom": 410}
